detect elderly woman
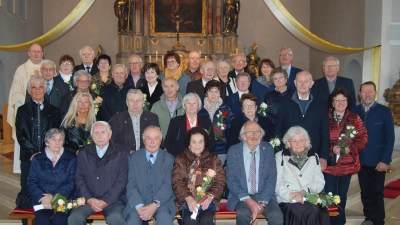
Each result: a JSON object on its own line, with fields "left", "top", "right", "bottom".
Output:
{"left": 172, "top": 127, "right": 226, "bottom": 225}
{"left": 275, "top": 126, "right": 329, "bottom": 224}
{"left": 91, "top": 54, "right": 113, "bottom": 88}
{"left": 263, "top": 68, "right": 293, "bottom": 127}
{"left": 55, "top": 54, "right": 75, "bottom": 90}
{"left": 227, "top": 93, "right": 272, "bottom": 148}
{"left": 324, "top": 88, "right": 367, "bottom": 225}
{"left": 27, "top": 128, "right": 76, "bottom": 225}
{"left": 214, "top": 59, "right": 237, "bottom": 96}
{"left": 198, "top": 80, "right": 234, "bottom": 164}
{"left": 251, "top": 59, "right": 275, "bottom": 106}
{"left": 165, "top": 93, "right": 216, "bottom": 157}
{"left": 159, "top": 51, "right": 191, "bottom": 96}
{"left": 60, "top": 91, "right": 96, "bottom": 154}
{"left": 140, "top": 62, "right": 164, "bottom": 110}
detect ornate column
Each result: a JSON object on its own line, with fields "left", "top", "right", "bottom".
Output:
{"left": 207, "top": 0, "right": 213, "bottom": 36}
{"left": 133, "top": 0, "right": 143, "bottom": 53}
{"left": 134, "top": 0, "right": 141, "bottom": 34}
{"left": 143, "top": 0, "right": 149, "bottom": 35}
{"left": 215, "top": 0, "right": 222, "bottom": 35}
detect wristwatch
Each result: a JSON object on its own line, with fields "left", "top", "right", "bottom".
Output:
{"left": 258, "top": 201, "right": 267, "bottom": 207}
{"left": 153, "top": 200, "right": 160, "bottom": 208}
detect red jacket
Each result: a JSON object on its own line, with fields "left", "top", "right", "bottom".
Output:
{"left": 324, "top": 108, "right": 368, "bottom": 176}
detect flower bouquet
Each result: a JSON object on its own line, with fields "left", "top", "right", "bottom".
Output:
{"left": 191, "top": 169, "right": 216, "bottom": 220}
{"left": 213, "top": 110, "right": 228, "bottom": 142}
{"left": 143, "top": 94, "right": 151, "bottom": 111}
{"left": 297, "top": 189, "right": 340, "bottom": 208}
{"left": 257, "top": 103, "right": 270, "bottom": 117}
{"left": 336, "top": 124, "right": 358, "bottom": 157}
{"left": 33, "top": 193, "right": 85, "bottom": 213}
{"left": 91, "top": 83, "right": 103, "bottom": 115}
{"left": 84, "top": 136, "right": 93, "bottom": 146}
{"left": 269, "top": 136, "right": 281, "bottom": 153}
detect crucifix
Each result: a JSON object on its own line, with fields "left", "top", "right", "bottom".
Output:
{"left": 171, "top": 15, "right": 184, "bottom": 46}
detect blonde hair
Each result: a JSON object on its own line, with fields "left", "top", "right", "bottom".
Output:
{"left": 61, "top": 91, "right": 96, "bottom": 131}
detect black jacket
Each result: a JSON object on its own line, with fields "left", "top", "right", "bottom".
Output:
{"left": 139, "top": 79, "right": 164, "bottom": 110}
{"left": 73, "top": 64, "right": 99, "bottom": 76}
{"left": 60, "top": 124, "right": 91, "bottom": 154}
{"left": 25, "top": 79, "right": 69, "bottom": 109}
{"left": 16, "top": 99, "right": 61, "bottom": 161}
{"left": 97, "top": 81, "right": 133, "bottom": 121}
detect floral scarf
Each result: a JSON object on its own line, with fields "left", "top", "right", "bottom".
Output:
{"left": 204, "top": 97, "right": 223, "bottom": 120}
{"left": 165, "top": 67, "right": 183, "bottom": 80}
{"left": 257, "top": 76, "right": 272, "bottom": 87}
{"left": 289, "top": 147, "right": 309, "bottom": 170}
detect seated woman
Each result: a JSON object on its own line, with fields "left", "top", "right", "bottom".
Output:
{"left": 159, "top": 51, "right": 191, "bottom": 96}
{"left": 172, "top": 127, "right": 226, "bottom": 225}
{"left": 60, "top": 91, "right": 96, "bottom": 154}
{"left": 275, "top": 126, "right": 329, "bottom": 225}
{"left": 91, "top": 54, "right": 113, "bottom": 88}
{"left": 140, "top": 62, "right": 164, "bottom": 110}
{"left": 198, "top": 80, "right": 234, "bottom": 164}
{"left": 27, "top": 128, "right": 76, "bottom": 225}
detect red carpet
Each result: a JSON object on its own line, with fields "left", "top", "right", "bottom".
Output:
{"left": 2, "top": 151, "right": 14, "bottom": 160}
{"left": 384, "top": 178, "right": 400, "bottom": 199}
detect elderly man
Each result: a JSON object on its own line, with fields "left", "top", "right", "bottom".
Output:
{"left": 274, "top": 71, "right": 329, "bottom": 170}
{"left": 73, "top": 46, "right": 99, "bottom": 75}
{"left": 228, "top": 54, "right": 256, "bottom": 83}
{"left": 226, "top": 121, "right": 283, "bottom": 225}
{"left": 278, "top": 46, "right": 302, "bottom": 91}
{"left": 312, "top": 56, "right": 356, "bottom": 107}
{"left": 151, "top": 78, "right": 184, "bottom": 138}
{"left": 186, "top": 60, "right": 227, "bottom": 101}
{"left": 184, "top": 51, "right": 202, "bottom": 80}
{"left": 68, "top": 121, "right": 128, "bottom": 225}
{"left": 97, "top": 64, "right": 133, "bottom": 121}
{"left": 109, "top": 89, "right": 160, "bottom": 153}
{"left": 123, "top": 126, "right": 175, "bottom": 225}
{"left": 353, "top": 82, "right": 395, "bottom": 225}
{"left": 25, "top": 60, "right": 69, "bottom": 108}
{"left": 126, "top": 54, "right": 146, "bottom": 89}
{"left": 8, "top": 43, "right": 43, "bottom": 174}
{"left": 226, "top": 72, "right": 251, "bottom": 118}
{"left": 15, "top": 78, "right": 60, "bottom": 210}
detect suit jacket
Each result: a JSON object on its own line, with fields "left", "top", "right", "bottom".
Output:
{"left": 228, "top": 69, "right": 256, "bottom": 91}
{"left": 123, "top": 148, "right": 176, "bottom": 219}
{"left": 126, "top": 73, "right": 146, "bottom": 89}
{"left": 165, "top": 114, "right": 216, "bottom": 157}
{"left": 226, "top": 92, "right": 242, "bottom": 118}
{"left": 25, "top": 79, "right": 69, "bottom": 109}
{"left": 109, "top": 110, "right": 160, "bottom": 151}
{"left": 214, "top": 77, "right": 237, "bottom": 96}
{"left": 186, "top": 79, "right": 227, "bottom": 102}
{"left": 226, "top": 141, "right": 277, "bottom": 211}
{"left": 73, "top": 63, "right": 99, "bottom": 75}
{"left": 311, "top": 76, "right": 356, "bottom": 108}
{"left": 97, "top": 80, "right": 132, "bottom": 122}
{"left": 140, "top": 79, "right": 164, "bottom": 110}
{"left": 278, "top": 66, "right": 302, "bottom": 91}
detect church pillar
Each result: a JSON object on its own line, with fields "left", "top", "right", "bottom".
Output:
{"left": 134, "top": 0, "right": 141, "bottom": 34}
{"left": 143, "top": 0, "right": 149, "bottom": 35}
{"left": 207, "top": 0, "right": 213, "bottom": 36}
{"left": 215, "top": 0, "right": 222, "bottom": 35}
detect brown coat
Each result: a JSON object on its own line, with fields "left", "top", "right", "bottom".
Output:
{"left": 172, "top": 149, "right": 226, "bottom": 211}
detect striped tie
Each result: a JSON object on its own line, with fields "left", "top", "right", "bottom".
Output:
{"left": 249, "top": 151, "right": 256, "bottom": 194}
{"left": 149, "top": 154, "right": 154, "bottom": 169}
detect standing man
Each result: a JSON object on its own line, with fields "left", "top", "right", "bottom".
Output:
{"left": 353, "top": 81, "right": 395, "bottom": 225}
{"left": 226, "top": 121, "right": 283, "bottom": 225}
{"left": 274, "top": 71, "right": 329, "bottom": 170}
{"left": 126, "top": 54, "right": 146, "bottom": 89}
{"left": 228, "top": 54, "right": 256, "bottom": 82}
{"left": 186, "top": 60, "right": 227, "bottom": 101}
{"left": 109, "top": 89, "right": 159, "bottom": 153}
{"left": 73, "top": 46, "right": 99, "bottom": 75}
{"left": 69, "top": 121, "right": 128, "bottom": 225}
{"left": 278, "top": 46, "right": 302, "bottom": 91}
{"left": 312, "top": 56, "right": 356, "bottom": 107}
{"left": 184, "top": 51, "right": 202, "bottom": 80}
{"left": 8, "top": 43, "right": 43, "bottom": 174}
{"left": 15, "top": 78, "right": 60, "bottom": 210}
{"left": 123, "top": 126, "right": 176, "bottom": 224}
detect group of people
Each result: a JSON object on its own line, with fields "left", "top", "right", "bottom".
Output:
{"left": 7, "top": 43, "right": 395, "bottom": 225}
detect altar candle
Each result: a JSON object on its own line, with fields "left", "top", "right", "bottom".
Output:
{"left": 156, "top": 51, "right": 158, "bottom": 62}
{"left": 205, "top": 56, "right": 208, "bottom": 61}
{"left": 149, "top": 55, "right": 152, "bottom": 63}
{"left": 199, "top": 51, "right": 201, "bottom": 57}
{"left": 235, "top": 48, "right": 238, "bottom": 54}
{"left": 162, "top": 55, "right": 164, "bottom": 68}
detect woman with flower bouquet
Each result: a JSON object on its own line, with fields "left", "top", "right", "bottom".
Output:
{"left": 172, "top": 127, "right": 226, "bottom": 225}
{"left": 324, "top": 88, "right": 367, "bottom": 225}
{"left": 198, "top": 80, "right": 234, "bottom": 164}
{"left": 27, "top": 129, "right": 76, "bottom": 225}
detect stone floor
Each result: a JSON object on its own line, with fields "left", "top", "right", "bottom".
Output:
{"left": 0, "top": 140, "right": 399, "bottom": 224}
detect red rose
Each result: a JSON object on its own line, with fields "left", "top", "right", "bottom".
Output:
{"left": 353, "top": 121, "right": 359, "bottom": 127}
{"left": 222, "top": 111, "right": 228, "bottom": 117}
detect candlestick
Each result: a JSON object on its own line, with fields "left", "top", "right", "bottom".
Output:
{"left": 149, "top": 55, "right": 152, "bottom": 63}
{"left": 205, "top": 56, "right": 208, "bottom": 61}
{"left": 199, "top": 51, "right": 201, "bottom": 57}
{"left": 156, "top": 51, "right": 158, "bottom": 62}
{"left": 235, "top": 48, "right": 238, "bottom": 54}
{"left": 161, "top": 55, "right": 164, "bottom": 69}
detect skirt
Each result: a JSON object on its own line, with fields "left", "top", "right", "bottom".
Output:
{"left": 279, "top": 202, "right": 329, "bottom": 225}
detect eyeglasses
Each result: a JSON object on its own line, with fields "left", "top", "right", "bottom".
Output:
{"left": 166, "top": 60, "right": 177, "bottom": 64}
{"left": 279, "top": 54, "right": 292, "bottom": 57}
{"left": 203, "top": 67, "right": 214, "bottom": 72}
{"left": 41, "top": 68, "right": 55, "bottom": 72}
{"left": 290, "top": 139, "right": 305, "bottom": 145}
{"left": 61, "top": 62, "right": 72, "bottom": 66}
{"left": 77, "top": 80, "right": 90, "bottom": 84}
{"left": 334, "top": 99, "right": 347, "bottom": 103}
{"left": 99, "top": 62, "right": 109, "bottom": 65}
{"left": 323, "top": 65, "right": 338, "bottom": 69}
{"left": 243, "top": 104, "right": 255, "bottom": 108}
{"left": 273, "top": 76, "right": 285, "bottom": 81}
{"left": 77, "top": 100, "right": 90, "bottom": 105}
{"left": 244, "top": 130, "right": 261, "bottom": 136}
{"left": 127, "top": 99, "right": 143, "bottom": 104}
{"left": 129, "top": 62, "right": 142, "bottom": 65}
{"left": 233, "top": 60, "right": 245, "bottom": 64}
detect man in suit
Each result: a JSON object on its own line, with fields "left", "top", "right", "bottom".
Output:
{"left": 278, "top": 46, "right": 302, "bottom": 91}
{"left": 68, "top": 121, "right": 128, "bottom": 225}
{"left": 228, "top": 54, "right": 256, "bottom": 85}
{"left": 25, "top": 60, "right": 69, "bottom": 108}
{"left": 123, "top": 126, "right": 176, "bottom": 225}
{"left": 126, "top": 54, "right": 146, "bottom": 89}
{"left": 352, "top": 81, "right": 395, "bottom": 225}
{"left": 312, "top": 56, "right": 356, "bottom": 108}
{"left": 73, "top": 46, "right": 99, "bottom": 75}
{"left": 184, "top": 51, "right": 202, "bottom": 80}
{"left": 109, "top": 89, "right": 160, "bottom": 153}
{"left": 226, "top": 121, "right": 283, "bottom": 225}
{"left": 274, "top": 71, "right": 330, "bottom": 171}
{"left": 226, "top": 72, "right": 251, "bottom": 118}
{"left": 186, "top": 60, "right": 227, "bottom": 101}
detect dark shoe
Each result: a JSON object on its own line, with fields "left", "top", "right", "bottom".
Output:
{"left": 360, "top": 220, "right": 373, "bottom": 225}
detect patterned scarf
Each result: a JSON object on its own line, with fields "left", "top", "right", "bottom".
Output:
{"left": 257, "top": 76, "right": 272, "bottom": 87}
{"left": 165, "top": 67, "right": 183, "bottom": 80}
{"left": 187, "top": 156, "right": 201, "bottom": 198}
{"left": 204, "top": 97, "right": 223, "bottom": 120}
{"left": 333, "top": 111, "right": 343, "bottom": 124}
{"left": 289, "top": 147, "right": 309, "bottom": 170}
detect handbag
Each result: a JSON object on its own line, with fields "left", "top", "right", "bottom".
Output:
{"left": 15, "top": 192, "right": 32, "bottom": 209}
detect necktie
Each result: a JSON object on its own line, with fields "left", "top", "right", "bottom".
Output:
{"left": 37, "top": 103, "right": 42, "bottom": 152}
{"left": 46, "top": 82, "right": 51, "bottom": 95}
{"left": 86, "top": 67, "right": 91, "bottom": 73}
{"left": 52, "top": 156, "right": 57, "bottom": 166}
{"left": 249, "top": 151, "right": 256, "bottom": 194}
{"left": 149, "top": 154, "right": 154, "bottom": 169}
{"left": 286, "top": 67, "right": 290, "bottom": 78}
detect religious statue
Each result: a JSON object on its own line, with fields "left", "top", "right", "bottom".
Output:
{"left": 114, "top": 0, "right": 133, "bottom": 33}
{"left": 223, "top": 0, "right": 240, "bottom": 34}
{"left": 246, "top": 43, "right": 261, "bottom": 77}
{"left": 94, "top": 45, "right": 103, "bottom": 64}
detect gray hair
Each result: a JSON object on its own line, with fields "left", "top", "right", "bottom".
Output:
{"left": 238, "top": 121, "right": 265, "bottom": 141}
{"left": 73, "top": 70, "right": 92, "bottom": 86}
{"left": 235, "top": 72, "right": 251, "bottom": 83}
{"left": 201, "top": 60, "right": 215, "bottom": 69}
{"left": 182, "top": 93, "right": 202, "bottom": 112}
{"left": 323, "top": 56, "right": 340, "bottom": 66}
{"left": 128, "top": 54, "right": 143, "bottom": 63}
{"left": 79, "top": 46, "right": 94, "bottom": 56}
{"left": 113, "top": 64, "right": 128, "bottom": 74}
{"left": 40, "top": 59, "right": 56, "bottom": 69}
{"left": 282, "top": 126, "right": 312, "bottom": 149}
{"left": 126, "top": 89, "right": 144, "bottom": 100}
{"left": 216, "top": 59, "right": 231, "bottom": 71}
{"left": 27, "top": 77, "right": 46, "bottom": 90}
{"left": 90, "top": 121, "right": 112, "bottom": 136}
{"left": 270, "top": 68, "right": 288, "bottom": 83}
{"left": 162, "top": 77, "right": 179, "bottom": 88}
{"left": 280, "top": 46, "right": 293, "bottom": 55}
{"left": 44, "top": 128, "right": 65, "bottom": 144}
{"left": 142, "top": 125, "right": 162, "bottom": 140}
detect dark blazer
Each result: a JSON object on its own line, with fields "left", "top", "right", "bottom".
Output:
{"left": 73, "top": 63, "right": 99, "bottom": 75}
{"left": 311, "top": 76, "right": 356, "bottom": 108}
{"left": 274, "top": 92, "right": 330, "bottom": 160}
{"left": 165, "top": 114, "right": 216, "bottom": 157}
{"left": 352, "top": 103, "right": 395, "bottom": 166}
{"left": 59, "top": 89, "right": 98, "bottom": 119}
{"left": 60, "top": 124, "right": 91, "bottom": 154}
{"left": 228, "top": 69, "right": 256, "bottom": 90}
{"left": 109, "top": 111, "right": 160, "bottom": 152}
{"left": 251, "top": 79, "right": 274, "bottom": 106}
{"left": 278, "top": 66, "right": 302, "bottom": 91}
{"left": 126, "top": 73, "right": 146, "bottom": 89}
{"left": 139, "top": 79, "right": 164, "bottom": 110}
{"left": 97, "top": 80, "right": 132, "bottom": 122}
{"left": 226, "top": 92, "right": 242, "bottom": 118}
{"left": 186, "top": 79, "right": 227, "bottom": 102}
{"left": 123, "top": 148, "right": 176, "bottom": 220}
{"left": 27, "top": 150, "right": 76, "bottom": 205}
{"left": 54, "top": 74, "right": 74, "bottom": 90}
{"left": 25, "top": 79, "right": 69, "bottom": 109}
{"left": 226, "top": 141, "right": 276, "bottom": 211}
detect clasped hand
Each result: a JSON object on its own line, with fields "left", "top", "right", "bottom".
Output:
{"left": 87, "top": 198, "right": 108, "bottom": 212}
{"left": 245, "top": 198, "right": 263, "bottom": 222}
{"left": 39, "top": 194, "right": 53, "bottom": 209}
{"left": 137, "top": 203, "right": 157, "bottom": 221}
